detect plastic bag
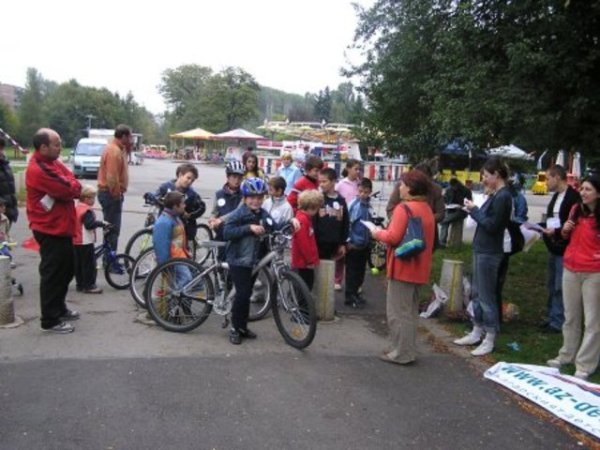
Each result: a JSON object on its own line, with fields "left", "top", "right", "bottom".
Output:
{"left": 420, "top": 284, "right": 448, "bottom": 318}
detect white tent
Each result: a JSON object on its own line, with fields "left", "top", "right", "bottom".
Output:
{"left": 488, "top": 144, "right": 533, "bottom": 160}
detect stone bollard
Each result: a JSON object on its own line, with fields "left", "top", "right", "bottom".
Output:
{"left": 314, "top": 259, "right": 335, "bottom": 321}
{"left": 440, "top": 259, "right": 464, "bottom": 318}
{"left": 447, "top": 219, "right": 465, "bottom": 247}
{"left": 0, "top": 256, "right": 15, "bottom": 325}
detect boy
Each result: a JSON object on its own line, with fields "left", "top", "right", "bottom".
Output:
{"left": 262, "top": 176, "right": 294, "bottom": 225}
{"left": 155, "top": 163, "right": 205, "bottom": 245}
{"left": 73, "top": 185, "right": 107, "bottom": 294}
{"left": 223, "top": 178, "right": 275, "bottom": 345}
{"left": 208, "top": 160, "right": 245, "bottom": 241}
{"left": 277, "top": 152, "right": 301, "bottom": 195}
{"left": 287, "top": 155, "right": 324, "bottom": 212}
{"left": 292, "top": 189, "right": 323, "bottom": 291}
{"left": 153, "top": 191, "right": 189, "bottom": 265}
{"left": 345, "top": 178, "right": 374, "bottom": 308}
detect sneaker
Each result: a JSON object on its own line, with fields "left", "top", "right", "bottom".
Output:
{"left": 239, "top": 328, "right": 257, "bottom": 339}
{"left": 41, "top": 322, "right": 74, "bottom": 334}
{"left": 453, "top": 331, "right": 482, "bottom": 346}
{"left": 334, "top": 283, "right": 342, "bottom": 291}
{"left": 229, "top": 329, "right": 242, "bottom": 345}
{"left": 471, "top": 339, "right": 494, "bottom": 356}
{"left": 83, "top": 286, "right": 103, "bottom": 294}
{"left": 547, "top": 358, "right": 564, "bottom": 369}
{"left": 574, "top": 371, "right": 589, "bottom": 380}
{"left": 60, "top": 309, "right": 80, "bottom": 321}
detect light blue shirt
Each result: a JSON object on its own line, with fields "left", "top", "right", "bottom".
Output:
{"left": 277, "top": 164, "right": 302, "bottom": 195}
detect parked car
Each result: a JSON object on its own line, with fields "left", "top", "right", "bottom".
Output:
{"left": 71, "top": 138, "right": 106, "bottom": 178}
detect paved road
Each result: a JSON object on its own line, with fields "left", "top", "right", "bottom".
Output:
{"left": 0, "top": 160, "right": 583, "bottom": 449}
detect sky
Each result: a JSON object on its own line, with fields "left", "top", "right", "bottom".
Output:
{"left": 2, "top": 0, "right": 373, "bottom": 114}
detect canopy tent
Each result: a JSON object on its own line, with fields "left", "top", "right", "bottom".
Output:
{"left": 214, "top": 128, "right": 265, "bottom": 141}
{"left": 169, "top": 128, "right": 215, "bottom": 140}
{"left": 487, "top": 144, "right": 533, "bottom": 160}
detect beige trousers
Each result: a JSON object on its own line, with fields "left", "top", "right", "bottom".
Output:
{"left": 385, "top": 279, "right": 420, "bottom": 363}
{"left": 558, "top": 268, "right": 600, "bottom": 375}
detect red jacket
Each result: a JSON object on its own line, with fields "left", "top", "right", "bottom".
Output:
{"left": 291, "top": 210, "right": 319, "bottom": 269}
{"left": 563, "top": 205, "right": 600, "bottom": 273}
{"left": 287, "top": 175, "right": 319, "bottom": 213}
{"left": 26, "top": 151, "right": 82, "bottom": 237}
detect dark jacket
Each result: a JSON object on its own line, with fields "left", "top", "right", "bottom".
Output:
{"left": 0, "top": 156, "right": 18, "bottom": 223}
{"left": 543, "top": 185, "right": 581, "bottom": 256}
{"left": 211, "top": 183, "right": 242, "bottom": 240}
{"left": 223, "top": 204, "right": 276, "bottom": 268}
{"left": 155, "top": 180, "right": 205, "bottom": 238}
{"left": 469, "top": 187, "right": 512, "bottom": 254}
{"left": 314, "top": 193, "right": 349, "bottom": 247}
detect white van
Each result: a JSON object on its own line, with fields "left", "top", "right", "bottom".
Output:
{"left": 72, "top": 138, "right": 107, "bottom": 178}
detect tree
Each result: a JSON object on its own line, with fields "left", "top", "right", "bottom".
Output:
{"left": 313, "top": 87, "right": 332, "bottom": 123}
{"left": 0, "top": 100, "right": 19, "bottom": 138}
{"left": 17, "top": 68, "right": 47, "bottom": 145}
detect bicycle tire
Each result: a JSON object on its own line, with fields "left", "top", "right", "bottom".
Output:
{"left": 145, "top": 258, "right": 213, "bottom": 332}
{"left": 104, "top": 253, "right": 135, "bottom": 290}
{"left": 125, "top": 228, "right": 153, "bottom": 261}
{"left": 191, "top": 223, "right": 214, "bottom": 266}
{"left": 368, "top": 240, "right": 387, "bottom": 271}
{"left": 271, "top": 270, "right": 317, "bottom": 349}
{"left": 248, "top": 266, "right": 273, "bottom": 321}
{"left": 129, "top": 247, "right": 157, "bottom": 308}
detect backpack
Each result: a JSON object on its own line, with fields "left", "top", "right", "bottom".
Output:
{"left": 394, "top": 204, "right": 426, "bottom": 259}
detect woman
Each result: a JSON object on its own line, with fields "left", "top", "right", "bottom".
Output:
{"left": 371, "top": 170, "right": 435, "bottom": 365}
{"left": 454, "top": 158, "right": 512, "bottom": 356}
{"left": 547, "top": 175, "right": 600, "bottom": 380}
{"left": 242, "top": 152, "right": 265, "bottom": 179}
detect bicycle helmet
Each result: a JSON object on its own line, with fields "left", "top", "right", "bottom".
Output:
{"left": 226, "top": 160, "right": 245, "bottom": 175}
{"left": 241, "top": 177, "right": 268, "bottom": 197}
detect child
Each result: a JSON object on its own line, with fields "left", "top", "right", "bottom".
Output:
{"left": 155, "top": 163, "right": 205, "bottom": 246}
{"left": 277, "top": 152, "right": 301, "bottom": 195}
{"left": 73, "top": 185, "right": 107, "bottom": 294}
{"left": 315, "top": 168, "right": 349, "bottom": 287}
{"left": 292, "top": 189, "right": 323, "bottom": 291}
{"left": 153, "top": 191, "right": 189, "bottom": 265}
{"left": 208, "top": 160, "right": 245, "bottom": 241}
{"left": 262, "top": 176, "right": 294, "bottom": 225}
{"left": 287, "top": 155, "right": 324, "bottom": 212}
{"left": 223, "top": 178, "right": 275, "bottom": 345}
{"left": 242, "top": 152, "right": 266, "bottom": 179}
{"left": 345, "top": 178, "right": 374, "bottom": 308}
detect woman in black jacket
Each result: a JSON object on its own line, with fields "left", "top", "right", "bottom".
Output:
{"left": 0, "top": 137, "right": 18, "bottom": 227}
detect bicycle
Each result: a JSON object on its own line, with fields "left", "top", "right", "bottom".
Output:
{"left": 95, "top": 226, "right": 135, "bottom": 289}
{"left": 125, "top": 192, "right": 213, "bottom": 265}
{"left": 144, "top": 226, "right": 317, "bottom": 349}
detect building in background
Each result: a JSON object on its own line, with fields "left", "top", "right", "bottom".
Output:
{"left": 0, "top": 83, "right": 24, "bottom": 110}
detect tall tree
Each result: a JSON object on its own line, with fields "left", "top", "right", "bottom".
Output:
{"left": 17, "top": 68, "right": 47, "bottom": 145}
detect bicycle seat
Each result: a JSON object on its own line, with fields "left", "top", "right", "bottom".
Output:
{"left": 197, "top": 241, "right": 227, "bottom": 249}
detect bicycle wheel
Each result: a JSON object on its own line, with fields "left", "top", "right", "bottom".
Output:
{"left": 191, "top": 224, "right": 213, "bottom": 266}
{"left": 248, "top": 266, "right": 273, "bottom": 321}
{"left": 129, "top": 247, "right": 156, "bottom": 308}
{"left": 104, "top": 253, "right": 135, "bottom": 290}
{"left": 368, "top": 240, "right": 387, "bottom": 271}
{"left": 145, "top": 258, "right": 213, "bottom": 332}
{"left": 271, "top": 270, "right": 317, "bottom": 349}
{"left": 125, "top": 228, "right": 153, "bottom": 261}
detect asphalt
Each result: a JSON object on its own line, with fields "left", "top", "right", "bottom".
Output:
{"left": 0, "top": 160, "right": 589, "bottom": 449}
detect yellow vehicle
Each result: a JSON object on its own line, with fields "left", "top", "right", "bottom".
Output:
{"left": 531, "top": 171, "right": 548, "bottom": 195}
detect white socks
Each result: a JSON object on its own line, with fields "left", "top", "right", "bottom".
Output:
{"left": 453, "top": 326, "right": 483, "bottom": 346}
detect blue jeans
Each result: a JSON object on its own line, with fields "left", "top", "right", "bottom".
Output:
{"left": 471, "top": 252, "right": 503, "bottom": 332}
{"left": 546, "top": 254, "right": 564, "bottom": 330}
{"left": 98, "top": 191, "right": 123, "bottom": 263}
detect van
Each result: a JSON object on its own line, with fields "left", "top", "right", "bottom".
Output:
{"left": 72, "top": 138, "right": 107, "bottom": 178}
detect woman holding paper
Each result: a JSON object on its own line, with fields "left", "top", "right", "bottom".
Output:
{"left": 371, "top": 170, "right": 435, "bottom": 365}
{"left": 547, "top": 175, "right": 600, "bottom": 380}
{"left": 454, "top": 158, "right": 512, "bottom": 356}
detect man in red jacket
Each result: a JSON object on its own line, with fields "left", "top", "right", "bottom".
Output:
{"left": 26, "top": 128, "right": 82, "bottom": 333}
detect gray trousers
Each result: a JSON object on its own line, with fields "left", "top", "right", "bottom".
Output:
{"left": 385, "top": 279, "right": 420, "bottom": 363}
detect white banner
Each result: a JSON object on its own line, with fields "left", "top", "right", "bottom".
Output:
{"left": 484, "top": 362, "right": 600, "bottom": 439}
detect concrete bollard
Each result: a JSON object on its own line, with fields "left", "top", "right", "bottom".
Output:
{"left": 0, "top": 256, "right": 14, "bottom": 325}
{"left": 447, "top": 219, "right": 465, "bottom": 247}
{"left": 314, "top": 259, "right": 335, "bottom": 321}
{"left": 440, "top": 259, "right": 464, "bottom": 318}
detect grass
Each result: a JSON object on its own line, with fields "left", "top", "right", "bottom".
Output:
{"left": 422, "top": 241, "right": 600, "bottom": 383}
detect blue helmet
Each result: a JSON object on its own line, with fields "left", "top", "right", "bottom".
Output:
{"left": 226, "top": 160, "right": 245, "bottom": 175}
{"left": 241, "top": 177, "right": 268, "bottom": 197}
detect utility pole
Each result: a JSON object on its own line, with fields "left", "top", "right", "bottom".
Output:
{"left": 85, "top": 114, "right": 95, "bottom": 134}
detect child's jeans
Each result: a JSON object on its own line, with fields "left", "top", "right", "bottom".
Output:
{"left": 74, "top": 243, "right": 97, "bottom": 290}
{"left": 345, "top": 246, "right": 369, "bottom": 297}
{"left": 230, "top": 265, "right": 257, "bottom": 331}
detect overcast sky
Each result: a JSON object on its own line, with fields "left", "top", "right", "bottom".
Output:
{"left": 3, "top": 0, "right": 373, "bottom": 114}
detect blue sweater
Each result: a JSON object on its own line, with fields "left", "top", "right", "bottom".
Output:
{"left": 470, "top": 187, "right": 512, "bottom": 254}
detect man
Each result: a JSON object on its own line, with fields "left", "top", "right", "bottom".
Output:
{"left": 439, "top": 177, "right": 472, "bottom": 246}
{"left": 277, "top": 152, "right": 301, "bottom": 195}
{"left": 26, "top": 128, "right": 82, "bottom": 333}
{"left": 97, "top": 124, "right": 131, "bottom": 265}
{"left": 540, "top": 164, "right": 581, "bottom": 333}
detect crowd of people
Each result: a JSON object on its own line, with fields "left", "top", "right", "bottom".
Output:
{"left": 14, "top": 127, "right": 600, "bottom": 378}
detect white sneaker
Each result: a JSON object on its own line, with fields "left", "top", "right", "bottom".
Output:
{"left": 453, "top": 331, "right": 482, "bottom": 346}
{"left": 574, "top": 371, "right": 589, "bottom": 380}
{"left": 471, "top": 338, "right": 494, "bottom": 356}
{"left": 546, "top": 358, "right": 563, "bottom": 369}
{"left": 334, "top": 283, "right": 342, "bottom": 291}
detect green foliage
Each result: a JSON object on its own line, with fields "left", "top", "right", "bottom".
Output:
{"left": 17, "top": 68, "right": 47, "bottom": 146}
{"left": 349, "top": 0, "right": 600, "bottom": 163}
{"left": 0, "top": 100, "right": 19, "bottom": 135}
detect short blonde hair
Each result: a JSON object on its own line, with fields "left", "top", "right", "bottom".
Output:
{"left": 80, "top": 184, "right": 97, "bottom": 199}
{"left": 281, "top": 152, "right": 293, "bottom": 161}
{"left": 298, "top": 189, "right": 323, "bottom": 211}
